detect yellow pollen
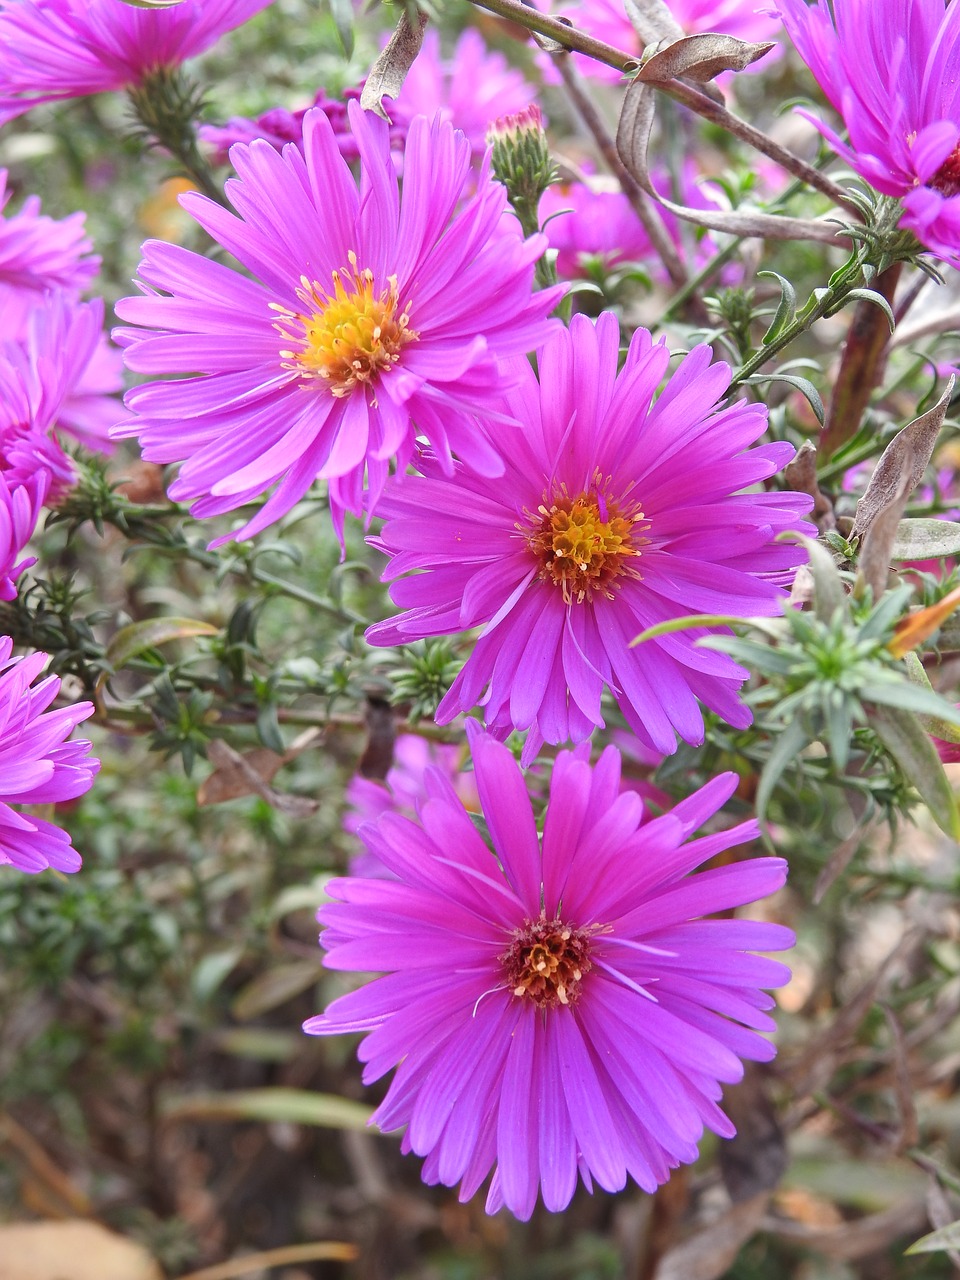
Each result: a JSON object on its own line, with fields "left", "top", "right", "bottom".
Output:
{"left": 271, "top": 251, "right": 417, "bottom": 397}
{"left": 525, "top": 486, "right": 645, "bottom": 604}
{"left": 501, "top": 916, "right": 593, "bottom": 1010}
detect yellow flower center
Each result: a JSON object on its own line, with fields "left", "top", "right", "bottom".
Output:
{"left": 271, "top": 251, "right": 418, "bottom": 397}
{"left": 500, "top": 916, "right": 594, "bottom": 1009}
{"left": 525, "top": 486, "right": 645, "bottom": 604}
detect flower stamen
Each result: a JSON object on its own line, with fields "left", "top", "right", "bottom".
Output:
{"left": 930, "top": 143, "right": 960, "bottom": 198}
{"left": 500, "top": 915, "right": 594, "bottom": 1008}
{"left": 525, "top": 484, "right": 646, "bottom": 603}
{"left": 271, "top": 250, "right": 418, "bottom": 396}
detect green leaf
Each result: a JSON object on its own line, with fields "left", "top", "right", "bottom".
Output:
{"left": 756, "top": 716, "right": 809, "bottom": 821}
{"left": 105, "top": 616, "right": 217, "bottom": 672}
{"left": 758, "top": 270, "right": 797, "bottom": 345}
{"left": 844, "top": 288, "right": 896, "bottom": 332}
{"left": 630, "top": 614, "right": 744, "bottom": 646}
{"left": 231, "top": 960, "right": 325, "bottom": 1022}
{"left": 327, "top": 0, "right": 355, "bottom": 58}
{"left": 781, "top": 531, "right": 845, "bottom": 623}
{"left": 191, "top": 948, "right": 243, "bottom": 1003}
{"left": 906, "top": 1218, "right": 960, "bottom": 1255}
{"left": 116, "top": 0, "right": 186, "bottom": 6}
{"left": 161, "top": 1087, "right": 374, "bottom": 1130}
{"left": 744, "top": 372, "right": 824, "bottom": 424}
{"left": 862, "top": 679, "right": 960, "bottom": 725}
{"left": 871, "top": 705, "right": 960, "bottom": 839}
{"left": 890, "top": 519, "right": 960, "bottom": 561}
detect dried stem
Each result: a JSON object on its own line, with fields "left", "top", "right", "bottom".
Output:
{"left": 550, "top": 54, "right": 696, "bottom": 300}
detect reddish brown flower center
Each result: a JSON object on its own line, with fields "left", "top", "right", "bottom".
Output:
{"left": 525, "top": 487, "right": 645, "bottom": 604}
{"left": 930, "top": 143, "right": 960, "bottom": 197}
{"left": 271, "top": 251, "right": 418, "bottom": 396}
{"left": 500, "top": 916, "right": 593, "bottom": 1008}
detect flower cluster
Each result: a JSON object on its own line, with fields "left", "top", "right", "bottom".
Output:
{"left": 308, "top": 725, "right": 793, "bottom": 1218}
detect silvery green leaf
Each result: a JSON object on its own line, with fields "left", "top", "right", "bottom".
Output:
{"left": 890, "top": 518, "right": 960, "bottom": 561}
{"left": 871, "top": 705, "right": 960, "bottom": 839}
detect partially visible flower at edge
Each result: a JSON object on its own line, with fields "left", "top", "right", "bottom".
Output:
{"left": 0, "top": 168, "right": 99, "bottom": 319}
{"left": 307, "top": 723, "right": 794, "bottom": 1219}
{"left": 113, "top": 102, "right": 563, "bottom": 548}
{"left": 0, "top": 0, "right": 275, "bottom": 125}
{"left": 775, "top": 0, "right": 960, "bottom": 267}
{"left": 367, "top": 311, "right": 814, "bottom": 764}
{"left": 0, "top": 634, "right": 99, "bottom": 874}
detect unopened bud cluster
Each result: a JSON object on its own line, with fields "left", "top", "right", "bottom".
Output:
{"left": 487, "top": 105, "right": 556, "bottom": 238}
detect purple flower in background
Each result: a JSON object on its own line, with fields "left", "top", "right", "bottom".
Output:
{"left": 199, "top": 85, "right": 407, "bottom": 167}
{"left": 345, "top": 734, "right": 479, "bottom": 877}
{"left": 0, "top": 169, "right": 99, "bottom": 322}
{"left": 387, "top": 28, "right": 538, "bottom": 156}
{"left": 545, "top": 0, "right": 781, "bottom": 84}
{"left": 0, "top": 0, "right": 274, "bottom": 125}
{"left": 776, "top": 0, "right": 960, "bottom": 267}
{"left": 0, "top": 635, "right": 99, "bottom": 873}
{"left": 114, "top": 104, "right": 561, "bottom": 546}
{"left": 306, "top": 724, "right": 793, "bottom": 1219}
{"left": 368, "top": 312, "right": 813, "bottom": 763}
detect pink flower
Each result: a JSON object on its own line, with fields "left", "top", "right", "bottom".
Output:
{"left": 776, "top": 0, "right": 960, "bottom": 266}
{"left": 387, "top": 28, "right": 538, "bottom": 156}
{"left": 0, "top": 0, "right": 274, "bottom": 124}
{"left": 0, "top": 636, "right": 99, "bottom": 873}
{"left": 0, "top": 169, "right": 99, "bottom": 321}
{"left": 344, "top": 734, "right": 479, "bottom": 877}
{"left": 367, "top": 312, "right": 813, "bottom": 764}
{"left": 543, "top": 0, "right": 781, "bottom": 84}
{"left": 199, "top": 85, "right": 407, "bottom": 167}
{"left": 114, "top": 104, "right": 562, "bottom": 546}
{"left": 307, "top": 724, "right": 793, "bottom": 1218}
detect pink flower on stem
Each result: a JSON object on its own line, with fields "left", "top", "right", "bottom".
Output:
{"left": 113, "top": 104, "right": 562, "bottom": 546}
{"left": 367, "top": 312, "right": 813, "bottom": 764}
{"left": 0, "top": 0, "right": 274, "bottom": 124}
{"left": 307, "top": 724, "right": 794, "bottom": 1219}
{"left": 387, "top": 29, "right": 538, "bottom": 157}
{"left": 0, "top": 635, "right": 99, "bottom": 873}
{"left": 776, "top": 0, "right": 960, "bottom": 267}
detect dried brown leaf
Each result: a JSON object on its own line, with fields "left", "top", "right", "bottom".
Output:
{"left": 624, "top": 0, "right": 684, "bottom": 43}
{"left": 359, "top": 695, "right": 396, "bottom": 780}
{"left": 616, "top": 78, "right": 845, "bottom": 243}
{"left": 851, "top": 378, "right": 957, "bottom": 546}
{"left": 638, "top": 33, "right": 775, "bottom": 83}
{"left": 0, "top": 1221, "right": 161, "bottom": 1280}
{"left": 769, "top": 1199, "right": 929, "bottom": 1260}
{"left": 203, "top": 739, "right": 318, "bottom": 816}
{"left": 784, "top": 439, "right": 836, "bottom": 533}
{"left": 360, "top": 8, "right": 429, "bottom": 120}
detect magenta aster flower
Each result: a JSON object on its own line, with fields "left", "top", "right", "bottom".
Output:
{"left": 776, "top": 0, "right": 960, "bottom": 266}
{"left": 387, "top": 29, "right": 537, "bottom": 156}
{"left": 345, "top": 734, "right": 479, "bottom": 877}
{"left": 543, "top": 0, "right": 780, "bottom": 84}
{"left": 0, "top": 0, "right": 274, "bottom": 125}
{"left": 0, "top": 636, "right": 99, "bottom": 873}
{"left": 114, "top": 104, "right": 562, "bottom": 545}
{"left": 0, "top": 169, "right": 99, "bottom": 320}
{"left": 199, "top": 85, "right": 407, "bottom": 168}
{"left": 306, "top": 724, "right": 793, "bottom": 1218}
{"left": 367, "top": 312, "right": 813, "bottom": 762}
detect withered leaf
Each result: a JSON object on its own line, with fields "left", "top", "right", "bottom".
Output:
{"left": 360, "top": 8, "right": 429, "bottom": 121}
{"left": 638, "top": 33, "right": 775, "bottom": 84}
{"left": 201, "top": 737, "right": 319, "bottom": 816}
{"left": 652, "top": 1193, "right": 770, "bottom": 1280}
{"left": 616, "top": 78, "right": 845, "bottom": 243}
{"left": 624, "top": 0, "right": 684, "bottom": 43}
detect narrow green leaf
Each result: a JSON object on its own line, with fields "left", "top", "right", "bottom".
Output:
{"left": 863, "top": 680, "right": 960, "bottom": 725}
{"left": 756, "top": 717, "right": 809, "bottom": 821}
{"left": 105, "top": 616, "right": 217, "bottom": 671}
{"left": 872, "top": 705, "right": 960, "bottom": 839}
{"left": 758, "top": 270, "right": 797, "bottom": 345}
{"left": 161, "top": 1087, "right": 373, "bottom": 1131}
{"left": 844, "top": 288, "right": 896, "bottom": 332}
{"left": 630, "top": 614, "right": 743, "bottom": 646}
{"left": 890, "top": 519, "right": 960, "bottom": 561}
{"left": 231, "top": 960, "right": 325, "bottom": 1022}
{"left": 327, "top": 0, "right": 355, "bottom": 58}
{"left": 745, "top": 372, "right": 824, "bottom": 424}
{"left": 906, "top": 1218, "right": 960, "bottom": 1255}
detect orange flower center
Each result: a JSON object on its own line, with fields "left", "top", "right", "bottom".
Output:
{"left": 500, "top": 916, "right": 593, "bottom": 1008}
{"left": 930, "top": 143, "right": 960, "bottom": 197}
{"left": 525, "top": 487, "right": 645, "bottom": 604}
{"left": 272, "top": 252, "right": 418, "bottom": 396}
